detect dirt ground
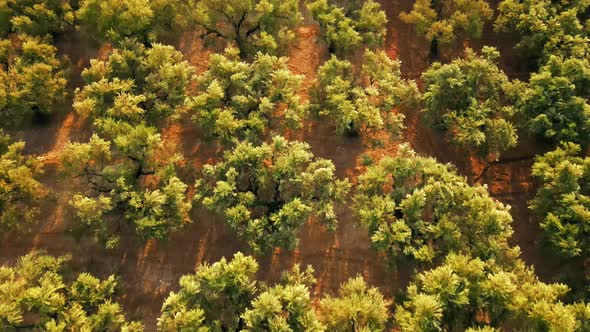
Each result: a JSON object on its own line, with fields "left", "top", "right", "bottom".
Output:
{"left": 0, "top": 0, "right": 583, "bottom": 330}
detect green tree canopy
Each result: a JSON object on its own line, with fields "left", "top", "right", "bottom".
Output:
{"left": 495, "top": 0, "right": 590, "bottom": 66}
{"left": 158, "top": 252, "right": 259, "bottom": 331}
{"left": 0, "top": 0, "right": 74, "bottom": 37}
{"left": 76, "top": 0, "right": 190, "bottom": 44}
{"left": 61, "top": 41, "right": 194, "bottom": 249}
{"left": 307, "top": 0, "right": 387, "bottom": 56}
{"left": 354, "top": 144, "right": 518, "bottom": 269}
{"left": 395, "top": 253, "right": 590, "bottom": 332}
{"left": 318, "top": 275, "right": 390, "bottom": 331}
{"left": 187, "top": 47, "right": 306, "bottom": 146}
{"left": 400, "top": 0, "right": 493, "bottom": 57}
{"left": 159, "top": 253, "right": 389, "bottom": 331}
{"left": 0, "top": 130, "right": 45, "bottom": 232}
{"left": 195, "top": 136, "right": 350, "bottom": 254}
{"left": 310, "top": 49, "right": 418, "bottom": 137}
{"left": 0, "top": 251, "right": 143, "bottom": 331}
{"left": 159, "top": 253, "right": 323, "bottom": 331}
{"left": 517, "top": 55, "right": 590, "bottom": 145}
{"left": 75, "top": 39, "right": 193, "bottom": 124}
{"left": 0, "top": 35, "right": 67, "bottom": 127}
{"left": 530, "top": 143, "right": 590, "bottom": 259}
{"left": 421, "top": 47, "right": 518, "bottom": 160}
{"left": 190, "top": 0, "right": 301, "bottom": 58}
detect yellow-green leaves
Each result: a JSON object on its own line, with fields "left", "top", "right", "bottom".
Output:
{"left": 308, "top": 0, "right": 386, "bottom": 56}
{"left": 195, "top": 136, "right": 350, "bottom": 253}
{"left": 421, "top": 47, "right": 518, "bottom": 160}
{"left": 0, "top": 252, "right": 142, "bottom": 331}
{"left": 189, "top": 49, "right": 306, "bottom": 146}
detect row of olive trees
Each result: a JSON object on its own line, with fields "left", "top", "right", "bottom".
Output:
{"left": 3, "top": 249, "right": 587, "bottom": 331}
{"left": 495, "top": 0, "right": 590, "bottom": 264}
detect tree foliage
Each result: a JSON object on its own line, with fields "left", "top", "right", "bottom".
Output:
{"left": 159, "top": 253, "right": 390, "bottom": 331}
{"left": 76, "top": 0, "right": 190, "bottom": 44}
{"left": 61, "top": 40, "right": 193, "bottom": 248}
{"left": 0, "top": 251, "right": 142, "bottom": 331}
{"left": 190, "top": 0, "right": 301, "bottom": 58}
{"left": 0, "top": 35, "right": 67, "bottom": 127}
{"left": 354, "top": 144, "right": 518, "bottom": 268}
{"left": 158, "top": 252, "right": 258, "bottom": 331}
{"left": 0, "top": 130, "right": 45, "bottom": 232}
{"left": 517, "top": 55, "right": 590, "bottom": 145}
{"left": 195, "top": 136, "right": 350, "bottom": 254}
{"left": 495, "top": 0, "right": 590, "bottom": 65}
{"left": 400, "top": 0, "right": 493, "bottom": 57}
{"left": 307, "top": 0, "right": 387, "bottom": 56}
{"left": 421, "top": 47, "right": 518, "bottom": 160}
{"left": 319, "top": 275, "right": 390, "bottom": 331}
{"left": 395, "top": 253, "right": 590, "bottom": 332}
{"left": 310, "top": 49, "right": 418, "bottom": 137}
{"left": 159, "top": 253, "right": 324, "bottom": 331}
{"left": 187, "top": 47, "right": 306, "bottom": 146}
{"left": 0, "top": 0, "right": 74, "bottom": 37}
{"left": 74, "top": 39, "right": 193, "bottom": 123}
{"left": 530, "top": 143, "right": 590, "bottom": 259}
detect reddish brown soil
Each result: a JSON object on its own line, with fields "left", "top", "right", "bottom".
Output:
{"left": 0, "top": 1, "right": 579, "bottom": 330}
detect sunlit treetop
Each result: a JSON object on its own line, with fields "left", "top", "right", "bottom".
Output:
{"left": 495, "top": 0, "right": 590, "bottom": 66}
{"left": 0, "top": 130, "right": 45, "bottom": 232}
{"left": 310, "top": 49, "right": 418, "bottom": 137}
{"left": 159, "top": 253, "right": 390, "bottom": 331}
{"left": 76, "top": 0, "right": 191, "bottom": 44}
{"left": 530, "top": 143, "right": 590, "bottom": 259}
{"left": 0, "top": 251, "right": 143, "bottom": 331}
{"left": 187, "top": 47, "right": 306, "bottom": 146}
{"left": 0, "top": 35, "right": 67, "bottom": 127}
{"left": 517, "top": 55, "right": 590, "bottom": 145}
{"left": 354, "top": 144, "right": 519, "bottom": 269}
{"left": 395, "top": 253, "right": 590, "bottom": 332}
{"left": 75, "top": 38, "right": 194, "bottom": 127}
{"left": 0, "top": 0, "right": 74, "bottom": 37}
{"left": 400, "top": 0, "right": 493, "bottom": 57}
{"left": 421, "top": 47, "right": 519, "bottom": 160}
{"left": 308, "top": 0, "right": 387, "bottom": 56}
{"left": 190, "top": 0, "right": 302, "bottom": 59}
{"left": 195, "top": 136, "right": 351, "bottom": 254}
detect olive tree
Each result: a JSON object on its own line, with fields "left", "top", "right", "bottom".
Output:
{"left": 354, "top": 144, "right": 518, "bottom": 269}
{"left": 158, "top": 252, "right": 259, "bottom": 331}
{"left": 319, "top": 275, "right": 390, "bottom": 331}
{"left": 195, "top": 136, "right": 351, "bottom": 254}
{"left": 76, "top": 0, "right": 189, "bottom": 44}
{"left": 190, "top": 0, "right": 301, "bottom": 58}
{"left": 0, "top": 0, "right": 74, "bottom": 37}
{"left": 421, "top": 47, "right": 518, "bottom": 160}
{"left": 74, "top": 39, "right": 193, "bottom": 123}
{"left": 310, "top": 49, "right": 418, "bottom": 137}
{"left": 159, "top": 253, "right": 323, "bottom": 331}
{"left": 495, "top": 0, "right": 590, "bottom": 66}
{"left": 530, "top": 143, "right": 590, "bottom": 259}
{"left": 395, "top": 253, "right": 590, "bottom": 332}
{"left": 159, "top": 253, "right": 390, "bottom": 331}
{"left": 0, "top": 130, "right": 45, "bottom": 231}
{"left": 0, "top": 251, "right": 142, "bottom": 331}
{"left": 187, "top": 47, "right": 306, "bottom": 146}
{"left": 400, "top": 0, "right": 493, "bottom": 58}
{"left": 518, "top": 55, "right": 590, "bottom": 145}
{"left": 307, "top": 0, "right": 387, "bottom": 56}
{"left": 61, "top": 40, "right": 194, "bottom": 248}
{"left": 0, "top": 35, "right": 67, "bottom": 127}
